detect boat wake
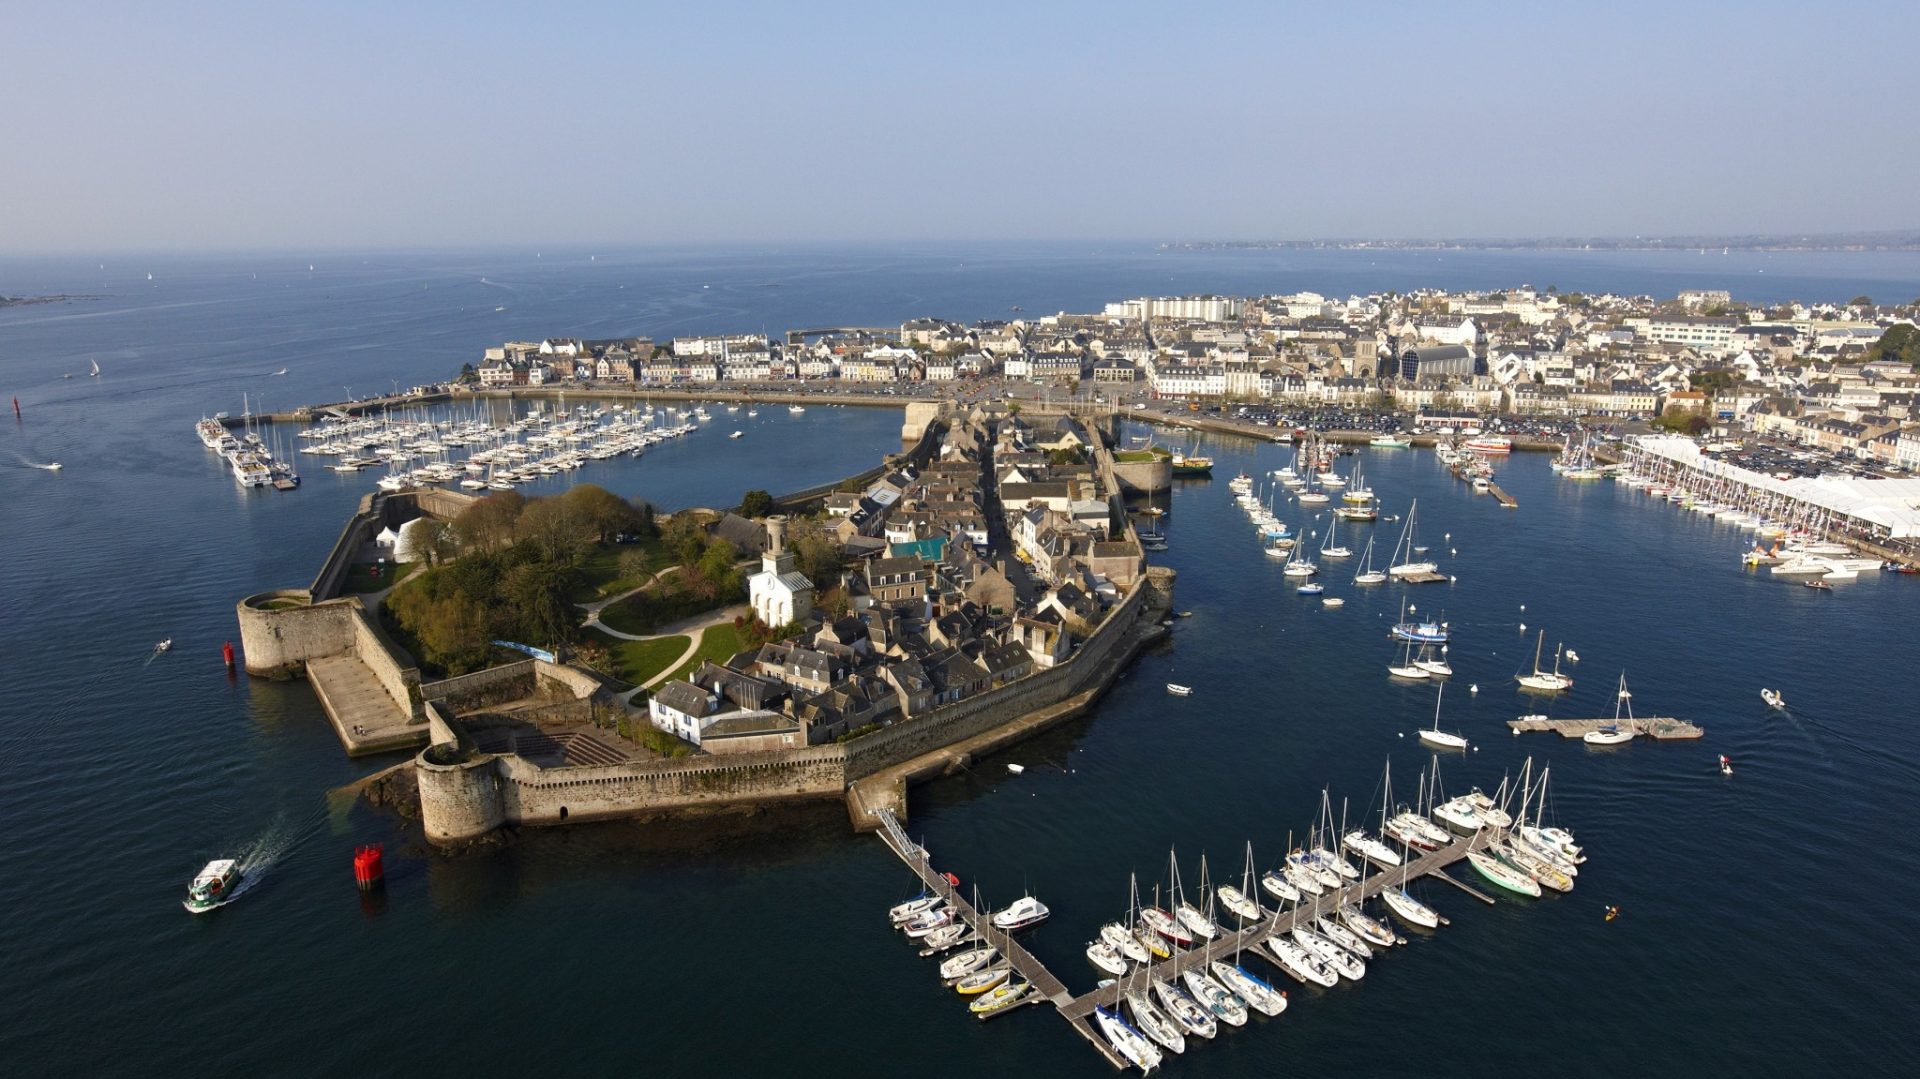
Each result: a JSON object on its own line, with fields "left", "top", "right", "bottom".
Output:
{"left": 216, "top": 806, "right": 330, "bottom": 905}
{"left": 10, "top": 453, "right": 64, "bottom": 471}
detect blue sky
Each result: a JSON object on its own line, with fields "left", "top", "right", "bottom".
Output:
{"left": 4, "top": 1, "right": 1914, "bottom": 251}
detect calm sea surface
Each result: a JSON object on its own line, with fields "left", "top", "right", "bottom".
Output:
{"left": 2, "top": 246, "right": 1918, "bottom": 1076}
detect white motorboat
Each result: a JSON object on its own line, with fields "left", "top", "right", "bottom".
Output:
{"left": 728, "top": 430, "right": 743, "bottom": 439}
{"left": 1760, "top": 688, "right": 1785, "bottom": 710}
{"left": 1152, "top": 980, "right": 1216, "bottom": 1040}
{"left": 1323, "top": 596, "right": 1345, "bottom": 608}
{"left": 990, "top": 895, "right": 1050, "bottom": 931}
{"left": 1165, "top": 683, "right": 1192, "bottom": 697}
{"left": 1095, "top": 1005, "right": 1164, "bottom": 1074}
{"left": 940, "top": 946, "right": 997, "bottom": 981}
{"left": 1462, "top": 787, "right": 1512, "bottom": 828}
{"left": 1417, "top": 683, "right": 1468, "bottom": 749}
{"left": 788, "top": 404, "right": 807, "bottom": 414}
{"left": 183, "top": 858, "right": 243, "bottom": 913}
{"left": 1211, "top": 961, "right": 1288, "bottom": 1017}
{"left": 1125, "top": 992, "right": 1186, "bottom": 1056}
{"left": 1179, "top": 968, "right": 1249, "bottom": 1027}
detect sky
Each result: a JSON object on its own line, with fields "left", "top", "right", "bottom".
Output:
{"left": 4, "top": 0, "right": 1916, "bottom": 252}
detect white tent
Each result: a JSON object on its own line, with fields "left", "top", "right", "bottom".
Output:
{"left": 374, "top": 525, "right": 401, "bottom": 547}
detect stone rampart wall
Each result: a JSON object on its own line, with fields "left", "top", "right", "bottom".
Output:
{"left": 348, "top": 604, "right": 421, "bottom": 715}
{"left": 236, "top": 594, "right": 356, "bottom": 675}
{"left": 420, "top": 660, "right": 538, "bottom": 704}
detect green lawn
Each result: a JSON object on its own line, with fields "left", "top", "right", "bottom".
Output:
{"left": 343, "top": 562, "right": 399, "bottom": 593}
{"left": 581, "top": 627, "right": 690, "bottom": 687}
{"left": 567, "top": 539, "right": 664, "bottom": 605}
{"left": 660, "top": 623, "right": 747, "bottom": 686}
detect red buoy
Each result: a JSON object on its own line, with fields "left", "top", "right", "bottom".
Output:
{"left": 222, "top": 641, "right": 236, "bottom": 669}
{"left": 353, "top": 844, "right": 385, "bottom": 891}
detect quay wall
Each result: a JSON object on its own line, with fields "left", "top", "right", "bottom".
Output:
{"left": 1110, "top": 457, "right": 1172, "bottom": 495}
{"left": 770, "top": 412, "right": 945, "bottom": 510}
{"left": 351, "top": 603, "right": 421, "bottom": 715}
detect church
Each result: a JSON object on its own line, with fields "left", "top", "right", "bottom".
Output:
{"left": 747, "top": 515, "right": 814, "bottom": 628}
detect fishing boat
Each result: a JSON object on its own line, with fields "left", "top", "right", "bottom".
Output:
{"left": 955, "top": 966, "right": 1010, "bottom": 996}
{"left": 940, "top": 945, "right": 997, "bottom": 981}
{"left": 1516, "top": 631, "right": 1575, "bottom": 692}
{"left": 1165, "top": 683, "right": 1192, "bottom": 697}
{"left": 1583, "top": 673, "right": 1638, "bottom": 745}
{"left": 1417, "top": 684, "right": 1468, "bottom": 749}
{"left": 1761, "top": 688, "right": 1785, "bottom": 710}
{"left": 969, "top": 979, "right": 1032, "bottom": 1016}
{"left": 183, "top": 859, "right": 243, "bottom": 913}
{"left": 990, "top": 895, "right": 1050, "bottom": 931}
{"left": 1369, "top": 434, "right": 1411, "bottom": 448}
{"left": 1094, "top": 1005, "right": 1163, "bottom": 1073}
{"left": 1466, "top": 849, "right": 1542, "bottom": 897}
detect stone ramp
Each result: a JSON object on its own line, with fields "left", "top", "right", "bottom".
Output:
{"left": 307, "top": 654, "right": 421, "bottom": 755}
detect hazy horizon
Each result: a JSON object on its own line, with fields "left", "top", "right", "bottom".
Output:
{"left": 7, "top": 1, "right": 1917, "bottom": 253}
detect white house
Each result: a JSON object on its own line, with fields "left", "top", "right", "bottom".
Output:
{"left": 747, "top": 516, "right": 814, "bottom": 628}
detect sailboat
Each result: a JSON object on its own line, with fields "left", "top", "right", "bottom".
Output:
{"left": 1170, "top": 852, "right": 1220, "bottom": 942}
{"left": 1388, "top": 638, "right": 1431, "bottom": 680}
{"left": 1094, "top": 1005, "right": 1163, "bottom": 1074}
{"left": 1583, "top": 673, "right": 1638, "bottom": 745}
{"left": 89, "top": 359, "right": 101, "bottom": 377}
{"left": 1125, "top": 977, "right": 1186, "bottom": 1057}
{"left": 1417, "top": 684, "right": 1469, "bottom": 749}
{"left": 1320, "top": 517, "right": 1352, "bottom": 559}
{"left": 1516, "top": 630, "right": 1574, "bottom": 692}
{"left": 1387, "top": 499, "right": 1439, "bottom": 578}
{"left": 1353, "top": 536, "right": 1387, "bottom": 585}
{"left": 1216, "top": 843, "right": 1267, "bottom": 924}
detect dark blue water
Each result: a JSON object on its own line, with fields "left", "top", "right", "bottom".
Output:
{"left": 3, "top": 246, "right": 1917, "bottom": 1076}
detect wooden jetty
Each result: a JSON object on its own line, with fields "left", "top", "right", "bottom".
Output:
{"left": 1507, "top": 715, "right": 1704, "bottom": 740}
{"left": 1486, "top": 482, "right": 1518, "bottom": 508}
{"left": 1396, "top": 569, "right": 1452, "bottom": 584}
{"left": 873, "top": 807, "right": 1507, "bottom": 1070}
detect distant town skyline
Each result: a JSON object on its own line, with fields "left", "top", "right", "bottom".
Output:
{"left": 5, "top": 1, "right": 1918, "bottom": 253}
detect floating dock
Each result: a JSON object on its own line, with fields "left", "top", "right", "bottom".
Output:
{"left": 874, "top": 808, "right": 1521, "bottom": 1071}
{"left": 1507, "top": 716, "right": 1704, "bottom": 740}
{"left": 1396, "top": 569, "right": 1452, "bottom": 584}
{"left": 1486, "top": 482, "right": 1518, "bottom": 508}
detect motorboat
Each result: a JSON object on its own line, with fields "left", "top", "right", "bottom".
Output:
{"left": 1005, "top": 763, "right": 1025, "bottom": 775}
{"left": 1165, "top": 683, "right": 1192, "bottom": 697}
{"left": 1211, "top": 961, "right": 1288, "bottom": 1017}
{"left": 1094, "top": 1005, "right": 1163, "bottom": 1073}
{"left": 939, "top": 946, "right": 997, "bottom": 981}
{"left": 1431, "top": 795, "right": 1485, "bottom": 834}
{"left": 954, "top": 966, "right": 1010, "bottom": 996}
{"left": 889, "top": 894, "right": 940, "bottom": 925}
{"left": 1520, "top": 824, "right": 1584, "bottom": 864}
{"left": 728, "top": 430, "right": 742, "bottom": 439}
{"left": 1179, "top": 968, "right": 1249, "bottom": 1027}
{"left": 1323, "top": 596, "right": 1345, "bottom": 608}
{"left": 1761, "top": 688, "right": 1785, "bottom": 710}
{"left": 968, "top": 979, "right": 1032, "bottom": 1017}
{"left": 990, "top": 895, "right": 1050, "bottom": 931}
{"left": 1803, "top": 579, "right": 1833, "bottom": 591}
{"left": 183, "top": 859, "right": 243, "bottom": 913}
{"left": 154, "top": 639, "right": 173, "bottom": 653}
{"left": 1466, "top": 849, "right": 1542, "bottom": 897}
{"left": 903, "top": 906, "right": 955, "bottom": 939}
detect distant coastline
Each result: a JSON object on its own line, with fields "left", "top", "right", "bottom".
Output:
{"left": 0, "top": 293, "right": 98, "bottom": 308}
{"left": 1166, "top": 232, "right": 1920, "bottom": 254}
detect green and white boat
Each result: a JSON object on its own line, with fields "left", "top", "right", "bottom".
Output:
{"left": 183, "top": 859, "right": 243, "bottom": 913}
{"left": 1467, "top": 849, "right": 1541, "bottom": 898}
{"left": 1369, "top": 434, "right": 1412, "bottom": 448}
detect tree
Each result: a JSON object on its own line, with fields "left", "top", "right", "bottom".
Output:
{"left": 516, "top": 496, "right": 593, "bottom": 566}
{"left": 738, "top": 489, "right": 775, "bottom": 518}
{"left": 662, "top": 513, "right": 709, "bottom": 568}
{"left": 502, "top": 561, "right": 577, "bottom": 647}
{"left": 1864, "top": 323, "right": 1920, "bottom": 369}
{"left": 618, "top": 547, "right": 653, "bottom": 582}
{"left": 453, "top": 491, "right": 525, "bottom": 550}
{"left": 1849, "top": 295, "right": 1874, "bottom": 308}
{"left": 560, "top": 484, "right": 640, "bottom": 542}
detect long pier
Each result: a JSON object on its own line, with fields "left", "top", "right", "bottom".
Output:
{"left": 874, "top": 809, "right": 1503, "bottom": 1070}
